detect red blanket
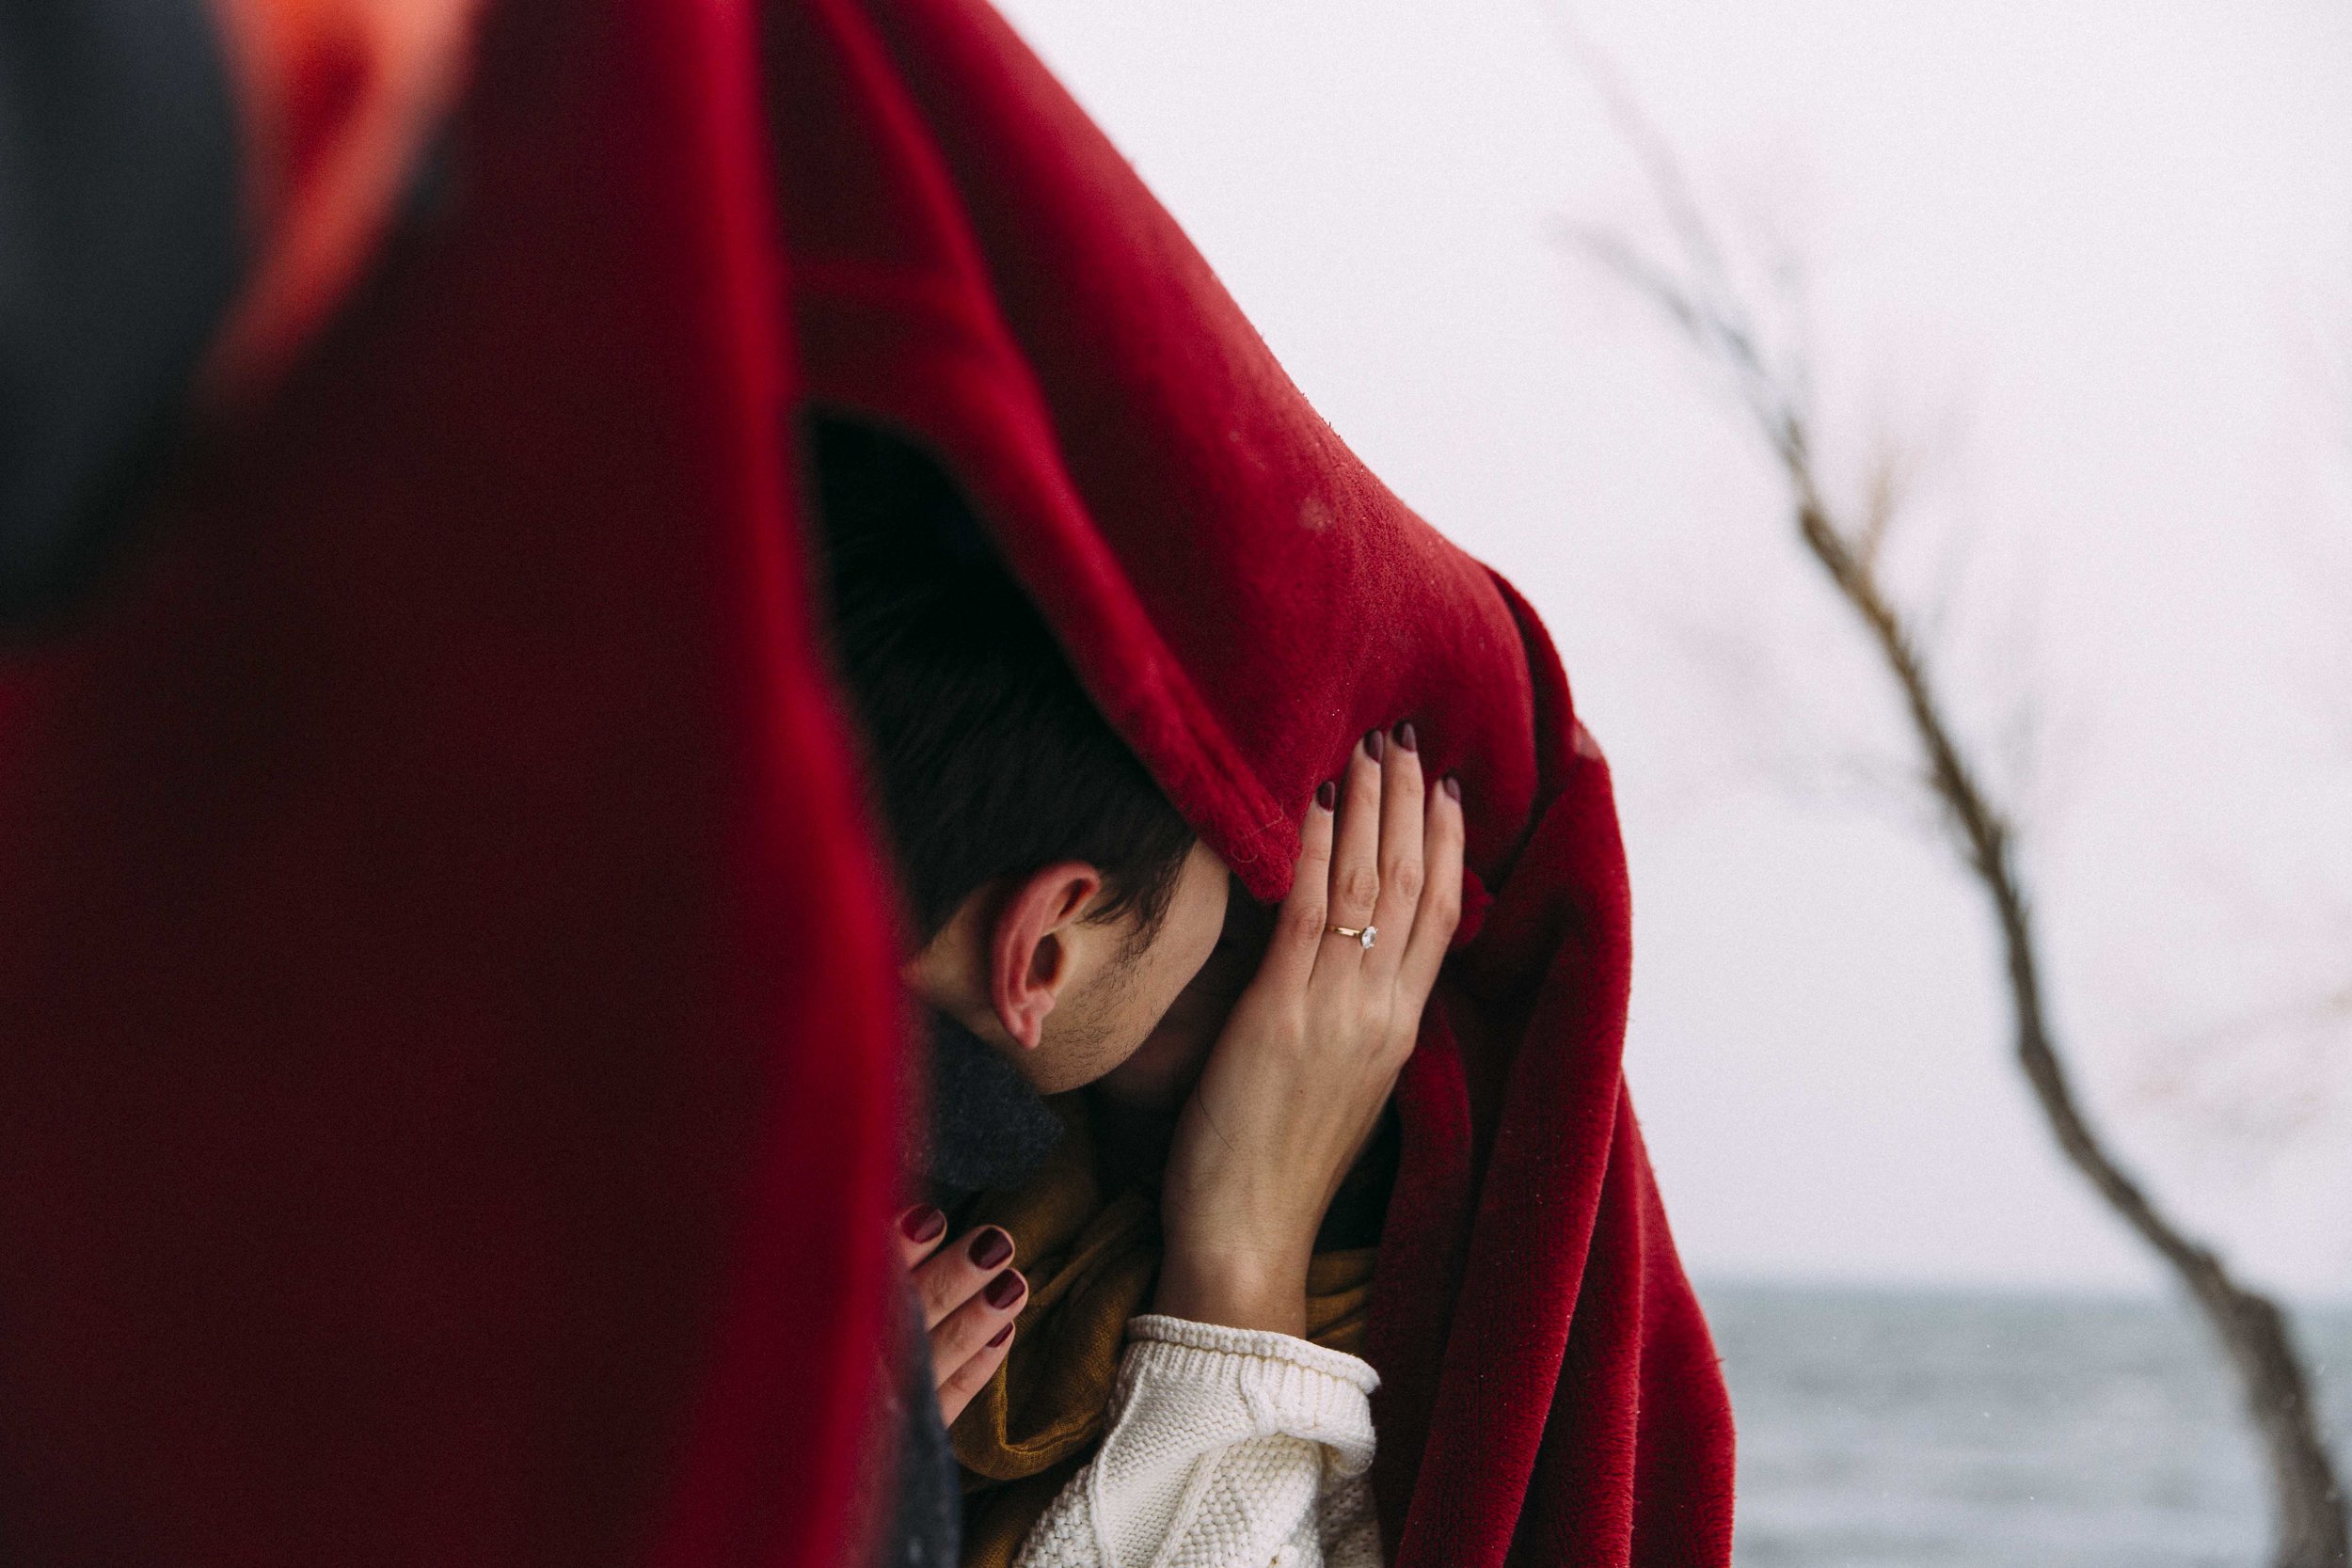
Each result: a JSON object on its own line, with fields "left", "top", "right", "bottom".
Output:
{"left": 768, "top": 3, "right": 1735, "bottom": 1561}
{"left": 0, "top": 0, "right": 1731, "bottom": 1560}
{"left": 0, "top": 2, "right": 902, "bottom": 1564}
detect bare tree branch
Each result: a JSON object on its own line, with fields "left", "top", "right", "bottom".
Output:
{"left": 1568, "top": 59, "right": 2350, "bottom": 1568}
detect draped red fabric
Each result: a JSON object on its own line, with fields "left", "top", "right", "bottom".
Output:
{"left": 764, "top": 2, "right": 1738, "bottom": 1562}
{"left": 1, "top": 0, "right": 1730, "bottom": 1559}
{"left": 0, "top": 1, "right": 901, "bottom": 1563}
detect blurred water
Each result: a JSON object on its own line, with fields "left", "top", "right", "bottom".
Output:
{"left": 1702, "top": 1283, "right": 2352, "bottom": 1568}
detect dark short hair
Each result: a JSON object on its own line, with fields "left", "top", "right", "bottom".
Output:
{"left": 811, "top": 413, "right": 1197, "bottom": 944}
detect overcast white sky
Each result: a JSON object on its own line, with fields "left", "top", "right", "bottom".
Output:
{"left": 993, "top": 0, "right": 2352, "bottom": 1297}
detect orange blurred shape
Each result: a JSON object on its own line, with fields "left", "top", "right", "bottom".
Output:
{"left": 199, "top": 0, "right": 480, "bottom": 405}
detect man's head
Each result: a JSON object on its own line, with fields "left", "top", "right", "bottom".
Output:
{"left": 816, "top": 416, "right": 1229, "bottom": 1093}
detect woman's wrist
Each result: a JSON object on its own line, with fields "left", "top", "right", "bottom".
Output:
{"left": 1152, "top": 1243, "right": 1310, "bottom": 1338}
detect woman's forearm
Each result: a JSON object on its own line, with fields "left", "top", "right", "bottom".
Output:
{"left": 1012, "top": 1316, "right": 1380, "bottom": 1568}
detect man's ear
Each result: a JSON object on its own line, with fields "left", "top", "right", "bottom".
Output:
{"left": 988, "top": 861, "right": 1104, "bottom": 1051}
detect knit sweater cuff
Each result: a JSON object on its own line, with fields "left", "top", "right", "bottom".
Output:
{"left": 1123, "top": 1314, "right": 1379, "bottom": 1473}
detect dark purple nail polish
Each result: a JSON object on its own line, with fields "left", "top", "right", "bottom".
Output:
{"left": 1442, "top": 775, "right": 1461, "bottom": 801}
{"left": 1395, "top": 721, "right": 1418, "bottom": 752}
{"left": 983, "top": 1270, "right": 1026, "bottom": 1309}
{"left": 988, "top": 1322, "right": 1015, "bottom": 1348}
{"left": 898, "top": 1205, "right": 946, "bottom": 1244}
{"left": 1315, "top": 781, "right": 1338, "bottom": 811}
{"left": 1364, "top": 728, "right": 1386, "bottom": 762}
{"left": 968, "top": 1227, "right": 1013, "bottom": 1270}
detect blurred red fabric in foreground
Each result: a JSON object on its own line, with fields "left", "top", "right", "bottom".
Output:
{"left": 0, "top": 0, "right": 902, "bottom": 1562}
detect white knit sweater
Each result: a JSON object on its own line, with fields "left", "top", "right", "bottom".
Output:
{"left": 1010, "top": 1315, "right": 1382, "bottom": 1568}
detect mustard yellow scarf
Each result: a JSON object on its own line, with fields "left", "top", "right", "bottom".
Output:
{"left": 948, "top": 1097, "right": 1375, "bottom": 1566}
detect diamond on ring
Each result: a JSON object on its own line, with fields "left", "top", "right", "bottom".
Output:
{"left": 1358, "top": 925, "right": 1377, "bottom": 950}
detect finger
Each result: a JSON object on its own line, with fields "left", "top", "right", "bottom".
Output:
{"left": 1258, "top": 777, "right": 1337, "bottom": 991}
{"left": 929, "top": 1267, "right": 1028, "bottom": 1398}
{"left": 912, "top": 1225, "right": 1015, "bottom": 1331}
{"left": 894, "top": 1204, "right": 949, "bottom": 1273}
{"left": 1395, "top": 774, "right": 1466, "bottom": 1005}
{"left": 1366, "top": 721, "right": 1425, "bottom": 982}
{"left": 1322, "top": 732, "right": 1386, "bottom": 944}
{"left": 936, "top": 1318, "right": 1016, "bottom": 1428}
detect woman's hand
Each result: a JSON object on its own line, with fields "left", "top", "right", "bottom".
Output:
{"left": 1152, "top": 724, "right": 1465, "bottom": 1337}
{"left": 895, "top": 1207, "right": 1028, "bottom": 1425}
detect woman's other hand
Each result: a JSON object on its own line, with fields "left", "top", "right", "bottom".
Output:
{"left": 895, "top": 1208, "right": 1027, "bottom": 1424}
{"left": 1153, "top": 723, "right": 1465, "bottom": 1337}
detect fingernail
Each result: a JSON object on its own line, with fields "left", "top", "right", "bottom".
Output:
{"left": 988, "top": 1322, "right": 1015, "bottom": 1347}
{"left": 1364, "top": 728, "right": 1386, "bottom": 762}
{"left": 1395, "top": 721, "right": 1418, "bottom": 752}
{"left": 898, "top": 1205, "right": 946, "bottom": 1243}
{"left": 1315, "top": 781, "right": 1338, "bottom": 811}
{"left": 968, "top": 1227, "right": 1013, "bottom": 1270}
{"left": 1441, "top": 775, "right": 1461, "bottom": 801}
{"left": 983, "top": 1269, "right": 1027, "bottom": 1309}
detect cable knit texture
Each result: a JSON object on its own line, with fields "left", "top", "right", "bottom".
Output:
{"left": 1011, "top": 1317, "right": 1381, "bottom": 1568}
